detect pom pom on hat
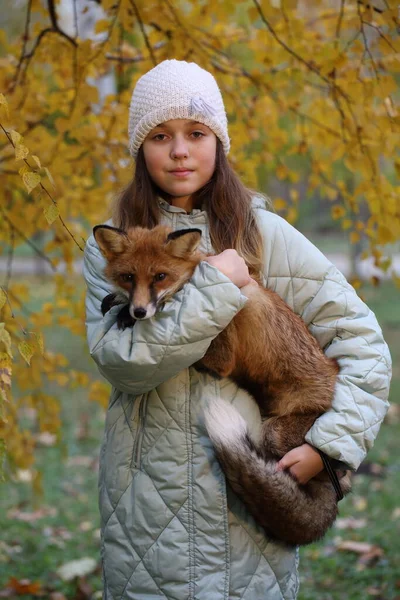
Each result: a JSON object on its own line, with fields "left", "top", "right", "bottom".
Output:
{"left": 128, "top": 60, "right": 230, "bottom": 158}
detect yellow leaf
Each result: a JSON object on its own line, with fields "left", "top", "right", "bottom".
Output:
{"left": 32, "top": 332, "right": 44, "bottom": 355}
{"left": 286, "top": 206, "right": 298, "bottom": 224}
{"left": 274, "top": 197, "right": 287, "bottom": 211}
{"left": 0, "top": 93, "right": 9, "bottom": 119}
{"left": 19, "top": 164, "right": 29, "bottom": 176}
{"left": 0, "top": 351, "right": 12, "bottom": 404}
{"left": 18, "top": 341, "right": 34, "bottom": 365}
{"left": 44, "top": 167, "right": 55, "bottom": 188}
{"left": 89, "top": 380, "right": 110, "bottom": 409}
{"left": 31, "top": 155, "right": 41, "bottom": 169}
{"left": 0, "top": 289, "right": 6, "bottom": 311}
{"left": 276, "top": 164, "right": 289, "bottom": 180}
{"left": 43, "top": 204, "right": 59, "bottom": 225}
{"left": 342, "top": 219, "right": 352, "bottom": 230}
{"left": 22, "top": 171, "right": 41, "bottom": 194}
{"left": 54, "top": 118, "right": 70, "bottom": 133}
{"left": 332, "top": 205, "right": 346, "bottom": 220}
{"left": 15, "top": 144, "right": 29, "bottom": 161}
{"left": 94, "top": 19, "right": 110, "bottom": 34}
{"left": 378, "top": 224, "right": 397, "bottom": 244}
{"left": 350, "top": 231, "right": 360, "bottom": 244}
{"left": 10, "top": 130, "right": 22, "bottom": 146}
{"left": 0, "top": 324, "right": 13, "bottom": 358}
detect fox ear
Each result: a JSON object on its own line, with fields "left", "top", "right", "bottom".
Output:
{"left": 93, "top": 225, "right": 127, "bottom": 260}
{"left": 165, "top": 228, "right": 202, "bottom": 258}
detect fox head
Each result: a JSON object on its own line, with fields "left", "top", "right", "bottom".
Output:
{"left": 93, "top": 224, "right": 203, "bottom": 320}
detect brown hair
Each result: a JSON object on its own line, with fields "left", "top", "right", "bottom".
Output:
{"left": 112, "top": 141, "right": 267, "bottom": 275}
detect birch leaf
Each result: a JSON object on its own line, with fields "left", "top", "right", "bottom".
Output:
{"left": 18, "top": 341, "right": 34, "bottom": 365}
{"left": 43, "top": 204, "right": 59, "bottom": 225}
{"left": 22, "top": 171, "right": 41, "bottom": 194}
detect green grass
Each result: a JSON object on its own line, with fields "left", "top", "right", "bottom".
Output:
{"left": 0, "top": 279, "right": 399, "bottom": 598}
{"left": 299, "top": 282, "right": 400, "bottom": 600}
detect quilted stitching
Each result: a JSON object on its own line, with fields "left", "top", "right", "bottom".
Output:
{"left": 89, "top": 204, "right": 390, "bottom": 600}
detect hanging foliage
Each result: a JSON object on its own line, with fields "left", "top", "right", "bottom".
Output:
{"left": 0, "top": 0, "right": 399, "bottom": 472}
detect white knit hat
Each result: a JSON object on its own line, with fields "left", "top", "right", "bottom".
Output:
{"left": 128, "top": 60, "right": 230, "bottom": 158}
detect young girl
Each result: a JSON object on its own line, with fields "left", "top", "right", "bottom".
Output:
{"left": 83, "top": 60, "right": 391, "bottom": 600}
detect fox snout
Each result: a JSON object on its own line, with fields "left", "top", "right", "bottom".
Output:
{"left": 132, "top": 307, "right": 147, "bottom": 320}
{"left": 129, "top": 303, "right": 156, "bottom": 320}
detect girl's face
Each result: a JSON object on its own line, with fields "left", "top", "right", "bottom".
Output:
{"left": 142, "top": 119, "right": 217, "bottom": 205}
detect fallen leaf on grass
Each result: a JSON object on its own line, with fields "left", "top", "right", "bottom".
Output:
{"left": 336, "top": 540, "right": 384, "bottom": 566}
{"left": 43, "top": 526, "right": 73, "bottom": 548}
{"left": 366, "top": 587, "right": 383, "bottom": 596}
{"left": 79, "top": 521, "right": 93, "bottom": 532}
{"left": 0, "top": 541, "right": 22, "bottom": 559}
{"left": 72, "top": 578, "right": 93, "bottom": 600}
{"left": 335, "top": 517, "right": 367, "bottom": 530}
{"left": 7, "top": 506, "right": 57, "bottom": 522}
{"left": 57, "top": 557, "right": 97, "bottom": 581}
{"left": 1, "top": 578, "right": 42, "bottom": 596}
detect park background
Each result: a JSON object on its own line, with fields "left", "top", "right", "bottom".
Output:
{"left": 0, "top": 0, "right": 399, "bottom": 598}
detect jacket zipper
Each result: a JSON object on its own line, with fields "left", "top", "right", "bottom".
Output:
{"left": 131, "top": 394, "right": 148, "bottom": 469}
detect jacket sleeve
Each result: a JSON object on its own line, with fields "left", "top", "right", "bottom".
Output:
{"left": 83, "top": 234, "right": 247, "bottom": 396}
{"left": 256, "top": 210, "right": 391, "bottom": 471}
{"left": 302, "top": 273, "right": 391, "bottom": 470}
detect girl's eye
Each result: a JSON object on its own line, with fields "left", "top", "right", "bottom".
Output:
{"left": 121, "top": 274, "right": 134, "bottom": 282}
{"left": 154, "top": 273, "right": 166, "bottom": 282}
{"left": 153, "top": 133, "right": 167, "bottom": 141}
{"left": 191, "top": 131, "right": 205, "bottom": 139}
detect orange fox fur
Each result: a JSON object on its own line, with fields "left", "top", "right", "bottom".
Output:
{"left": 93, "top": 223, "right": 351, "bottom": 546}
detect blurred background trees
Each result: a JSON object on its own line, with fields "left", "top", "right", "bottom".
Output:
{"left": 1, "top": 2, "right": 400, "bottom": 596}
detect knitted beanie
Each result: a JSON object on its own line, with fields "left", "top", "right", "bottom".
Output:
{"left": 128, "top": 60, "right": 230, "bottom": 158}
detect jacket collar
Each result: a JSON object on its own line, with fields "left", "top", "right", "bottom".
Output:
{"left": 158, "top": 198, "right": 206, "bottom": 217}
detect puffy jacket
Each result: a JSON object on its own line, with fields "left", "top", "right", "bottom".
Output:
{"left": 83, "top": 198, "right": 391, "bottom": 600}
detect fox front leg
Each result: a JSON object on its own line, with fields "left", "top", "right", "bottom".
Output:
{"left": 116, "top": 305, "right": 136, "bottom": 331}
{"left": 100, "top": 293, "right": 136, "bottom": 330}
{"left": 196, "top": 327, "right": 237, "bottom": 378}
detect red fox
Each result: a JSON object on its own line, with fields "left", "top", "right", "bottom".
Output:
{"left": 93, "top": 223, "right": 351, "bottom": 546}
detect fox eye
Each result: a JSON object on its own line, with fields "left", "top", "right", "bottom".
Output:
{"left": 121, "top": 273, "right": 134, "bottom": 282}
{"left": 154, "top": 273, "right": 166, "bottom": 282}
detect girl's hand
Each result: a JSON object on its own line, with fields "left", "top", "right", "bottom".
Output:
{"left": 205, "top": 250, "right": 250, "bottom": 288}
{"left": 276, "top": 443, "right": 324, "bottom": 485}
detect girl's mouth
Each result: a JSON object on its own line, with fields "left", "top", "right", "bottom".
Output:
{"left": 169, "top": 169, "right": 193, "bottom": 177}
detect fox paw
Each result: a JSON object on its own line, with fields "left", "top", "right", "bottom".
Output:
{"left": 116, "top": 305, "right": 136, "bottom": 330}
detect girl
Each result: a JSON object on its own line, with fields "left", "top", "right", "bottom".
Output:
{"left": 83, "top": 60, "right": 391, "bottom": 600}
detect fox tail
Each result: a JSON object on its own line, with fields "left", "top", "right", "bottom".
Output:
{"left": 204, "top": 397, "right": 343, "bottom": 546}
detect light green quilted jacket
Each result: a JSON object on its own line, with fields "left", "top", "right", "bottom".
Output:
{"left": 83, "top": 199, "right": 391, "bottom": 600}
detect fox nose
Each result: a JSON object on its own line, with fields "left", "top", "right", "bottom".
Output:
{"left": 133, "top": 307, "right": 147, "bottom": 319}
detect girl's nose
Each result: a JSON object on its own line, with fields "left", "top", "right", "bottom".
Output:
{"left": 170, "top": 137, "right": 189, "bottom": 159}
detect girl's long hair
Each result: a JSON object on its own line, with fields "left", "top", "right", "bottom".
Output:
{"left": 112, "top": 141, "right": 267, "bottom": 275}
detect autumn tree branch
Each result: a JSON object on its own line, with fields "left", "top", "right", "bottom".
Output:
{"left": 0, "top": 124, "right": 84, "bottom": 252}
{"left": 11, "top": 0, "right": 32, "bottom": 92}
{"left": 129, "top": 0, "right": 157, "bottom": 66}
